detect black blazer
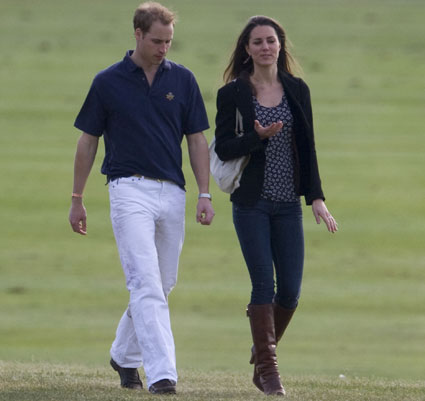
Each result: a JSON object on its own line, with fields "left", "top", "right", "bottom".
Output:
{"left": 214, "top": 72, "right": 325, "bottom": 206}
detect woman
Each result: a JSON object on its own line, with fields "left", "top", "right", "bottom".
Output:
{"left": 214, "top": 16, "right": 338, "bottom": 396}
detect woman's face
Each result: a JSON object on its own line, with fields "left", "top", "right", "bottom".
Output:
{"left": 245, "top": 25, "right": 281, "bottom": 68}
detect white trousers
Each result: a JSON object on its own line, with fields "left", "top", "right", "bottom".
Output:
{"left": 108, "top": 176, "right": 185, "bottom": 387}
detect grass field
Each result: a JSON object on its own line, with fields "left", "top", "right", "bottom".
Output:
{"left": 1, "top": 362, "right": 425, "bottom": 401}
{"left": 0, "top": 0, "right": 424, "bottom": 399}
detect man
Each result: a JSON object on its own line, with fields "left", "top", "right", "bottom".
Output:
{"left": 69, "top": 2, "right": 214, "bottom": 395}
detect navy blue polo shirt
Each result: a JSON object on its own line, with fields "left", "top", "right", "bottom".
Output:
{"left": 74, "top": 51, "right": 209, "bottom": 188}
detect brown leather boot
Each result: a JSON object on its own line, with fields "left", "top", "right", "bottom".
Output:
{"left": 274, "top": 303, "right": 296, "bottom": 343}
{"left": 247, "top": 304, "right": 285, "bottom": 396}
{"left": 249, "top": 304, "right": 295, "bottom": 393}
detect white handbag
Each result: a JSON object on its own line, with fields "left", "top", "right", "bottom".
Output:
{"left": 209, "top": 108, "right": 250, "bottom": 194}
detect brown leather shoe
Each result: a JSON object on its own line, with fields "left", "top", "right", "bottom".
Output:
{"left": 110, "top": 358, "right": 143, "bottom": 390}
{"left": 148, "top": 379, "right": 177, "bottom": 394}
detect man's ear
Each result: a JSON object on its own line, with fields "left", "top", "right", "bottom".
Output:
{"left": 134, "top": 28, "right": 143, "bottom": 40}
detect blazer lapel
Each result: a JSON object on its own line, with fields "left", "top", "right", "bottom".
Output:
{"left": 280, "top": 72, "right": 311, "bottom": 130}
{"left": 279, "top": 72, "right": 301, "bottom": 110}
{"left": 234, "top": 78, "right": 256, "bottom": 127}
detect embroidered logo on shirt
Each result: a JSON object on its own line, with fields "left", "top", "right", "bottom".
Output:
{"left": 166, "top": 92, "right": 175, "bottom": 101}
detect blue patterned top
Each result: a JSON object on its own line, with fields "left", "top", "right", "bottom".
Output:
{"left": 253, "top": 94, "right": 299, "bottom": 202}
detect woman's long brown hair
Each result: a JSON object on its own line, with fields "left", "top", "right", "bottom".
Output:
{"left": 223, "top": 15, "right": 301, "bottom": 83}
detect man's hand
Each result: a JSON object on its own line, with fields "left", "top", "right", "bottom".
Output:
{"left": 69, "top": 200, "right": 87, "bottom": 235}
{"left": 186, "top": 132, "right": 215, "bottom": 226}
{"left": 196, "top": 198, "right": 215, "bottom": 225}
{"left": 68, "top": 133, "right": 99, "bottom": 236}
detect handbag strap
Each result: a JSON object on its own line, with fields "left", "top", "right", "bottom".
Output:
{"left": 235, "top": 108, "right": 244, "bottom": 137}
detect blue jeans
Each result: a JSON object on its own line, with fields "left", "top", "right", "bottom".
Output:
{"left": 233, "top": 199, "right": 304, "bottom": 309}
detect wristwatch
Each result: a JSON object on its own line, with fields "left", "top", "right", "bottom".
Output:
{"left": 198, "top": 193, "right": 212, "bottom": 201}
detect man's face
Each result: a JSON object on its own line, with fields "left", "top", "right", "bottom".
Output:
{"left": 135, "top": 21, "right": 173, "bottom": 66}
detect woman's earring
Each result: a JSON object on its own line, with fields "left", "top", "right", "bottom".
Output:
{"left": 243, "top": 55, "right": 251, "bottom": 64}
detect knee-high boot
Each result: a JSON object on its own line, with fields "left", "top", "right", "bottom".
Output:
{"left": 250, "top": 304, "right": 295, "bottom": 393}
{"left": 247, "top": 304, "right": 285, "bottom": 396}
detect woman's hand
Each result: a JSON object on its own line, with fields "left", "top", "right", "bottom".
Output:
{"left": 312, "top": 199, "right": 338, "bottom": 233}
{"left": 254, "top": 120, "right": 283, "bottom": 140}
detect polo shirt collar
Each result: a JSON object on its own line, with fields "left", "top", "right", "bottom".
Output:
{"left": 123, "top": 50, "right": 171, "bottom": 73}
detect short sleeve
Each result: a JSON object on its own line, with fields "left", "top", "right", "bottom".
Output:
{"left": 183, "top": 73, "right": 209, "bottom": 135}
{"left": 74, "top": 79, "right": 107, "bottom": 136}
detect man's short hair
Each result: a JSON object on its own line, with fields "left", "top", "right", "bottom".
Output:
{"left": 133, "top": 2, "right": 176, "bottom": 33}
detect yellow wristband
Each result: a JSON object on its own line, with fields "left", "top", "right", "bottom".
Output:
{"left": 72, "top": 193, "right": 83, "bottom": 198}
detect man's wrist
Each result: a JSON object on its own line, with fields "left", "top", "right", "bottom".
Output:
{"left": 198, "top": 193, "right": 212, "bottom": 201}
{"left": 71, "top": 193, "right": 83, "bottom": 203}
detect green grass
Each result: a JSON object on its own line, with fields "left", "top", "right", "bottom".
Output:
{"left": 1, "top": 0, "right": 425, "bottom": 398}
{"left": 1, "top": 362, "right": 424, "bottom": 401}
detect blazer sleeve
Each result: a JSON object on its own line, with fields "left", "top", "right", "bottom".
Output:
{"left": 299, "top": 80, "right": 325, "bottom": 204}
{"left": 214, "top": 84, "right": 264, "bottom": 161}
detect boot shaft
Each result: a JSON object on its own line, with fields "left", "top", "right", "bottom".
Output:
{"left": 274, "top": 303, "right": 296, "bottom": 343}
{"left": 247, "top": 304, "right": 277, "bottom": 350}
